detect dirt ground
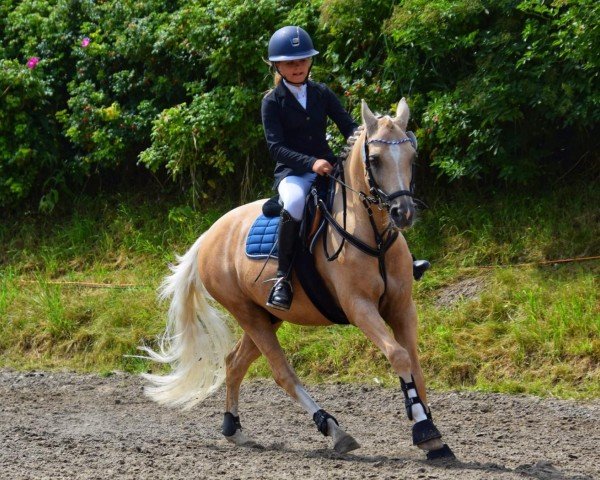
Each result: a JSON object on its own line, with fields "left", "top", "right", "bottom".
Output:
{"left": 0, "top": 370, "right": 598, "bottom": 480}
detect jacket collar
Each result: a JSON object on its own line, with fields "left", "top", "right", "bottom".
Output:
{"left": 275, "top": 80, "right": 322, "bottom": 113}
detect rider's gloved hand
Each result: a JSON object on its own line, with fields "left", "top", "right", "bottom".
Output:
{"left": 312, "top": 159, "right": 333, "bottom": 176}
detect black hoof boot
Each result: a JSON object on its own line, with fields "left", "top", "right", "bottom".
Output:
{"left": 222, "top": 412, "right": 242, "bottom": 437}
{"left": 426, "top": 444, "right": 456, "bottom": 460}
{"left": 266, "top": 277, "right": 293, "bottom": 311}
{"left": 313, "top": 409, "right": 339, "bottom": 436}
{"left": 413, "top": 259, "right": 431, "bottom": 280}
{"left": 222, "top": 412, "right": 263, "bottom": 448}
{"left": 412, "top": 418, "right": 442, "bottom": 446}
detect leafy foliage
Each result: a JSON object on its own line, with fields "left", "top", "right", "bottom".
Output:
{"left": 379, "top": 0, "right": 599, "bottom": 181}
{"left": 0, "top": 58, "right": 58, "bottom": 206}
{"left": 0, "top": 0, "right": 598, "bottom": 209}
{"left": 137, "top": 0, "right": 283, "bottom": 201}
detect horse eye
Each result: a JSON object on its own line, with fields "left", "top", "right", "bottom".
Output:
{"left": 368, "top": 155, "right": 380, "bottom": 166}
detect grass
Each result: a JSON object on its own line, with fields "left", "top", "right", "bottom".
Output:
{"left": 0, "top": 182, "right": 598, "bottom": 399}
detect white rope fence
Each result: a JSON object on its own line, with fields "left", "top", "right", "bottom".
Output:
{"left": 12, "top": 255, "right": 599, "bottom": 290}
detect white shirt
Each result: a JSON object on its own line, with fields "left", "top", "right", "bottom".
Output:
{"left": 283, "top": 79, "right": 307, "bottom": 110}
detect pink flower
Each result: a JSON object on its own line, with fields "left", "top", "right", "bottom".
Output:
{"left": 81, "top": 37, "right": 91, "bottom": 47}
{"left": 26, "top": 57, "right": 40, "bottom": 69}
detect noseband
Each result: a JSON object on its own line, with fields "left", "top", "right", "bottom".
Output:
{"left": 363, "top": 135, "right": 416, "bottom": 209}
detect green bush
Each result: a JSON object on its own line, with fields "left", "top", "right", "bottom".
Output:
{"left": 138, "top": 0, "right": 283, "bottom": 200}
{"left": 319, "top": 0, "right": 598, "bottom": 182}
{"left": 0, "top": 58, "right": 59, "bottom": 206}
{"left": 57, "top": 0, "right": 185, "bottom": 174}
{"left": 0, "top": 0, "right": 598, "bottom": 210}
{"left": 0, "top": 0, "right": 77, "bottom": 209}
{"left": 380, "top": 0, "right": 599, "bottom": 182}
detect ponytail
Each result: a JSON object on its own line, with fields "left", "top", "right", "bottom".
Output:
{"left": 274, "top": 71, "right": 282, "bottom": 86}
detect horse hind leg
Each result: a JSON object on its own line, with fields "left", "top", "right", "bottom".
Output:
{"left": 228, "top": 305, "right": 359, "bottom": 454}
{"left": 222, "top": 332, "right": 264, "bottom": 448}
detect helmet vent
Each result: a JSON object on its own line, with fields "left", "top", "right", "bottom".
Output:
{"left": 291, "top": 27, "right": 300, "bottom": 47}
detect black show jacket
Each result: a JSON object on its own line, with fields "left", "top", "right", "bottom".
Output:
{"left": 261, "top": 80, "right": 358, "bottom": 187}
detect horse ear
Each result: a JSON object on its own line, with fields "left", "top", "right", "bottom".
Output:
{"left": 361, "top": 100, "right": 378, "bottom": 134}
{"left": 394, "top": 98, "right": 410, "bottom": 131}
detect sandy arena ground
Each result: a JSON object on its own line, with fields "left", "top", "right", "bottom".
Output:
{"left": 0, "top": 370, "right": 598, "bottom": 480}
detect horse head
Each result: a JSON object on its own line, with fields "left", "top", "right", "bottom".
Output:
{"left": 359, "top": 99, "right": 417, "bottom": 230}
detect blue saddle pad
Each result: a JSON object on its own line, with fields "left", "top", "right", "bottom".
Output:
{"left": 245, "top": 214, "right": 279, "bottom": 259}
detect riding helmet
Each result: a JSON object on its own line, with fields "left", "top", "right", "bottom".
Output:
{"left": 267, "top": 26, "right": 319, "bottom": 62}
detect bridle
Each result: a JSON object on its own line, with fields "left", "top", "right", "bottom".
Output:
{"left": 314, "top": 129, "right": 418, "bottom": 291}
{"left": 325, "top": 132, "right": 418, "bottom": 210}
{"left": 363, "top": 135, "right": 416, "bottom": 209}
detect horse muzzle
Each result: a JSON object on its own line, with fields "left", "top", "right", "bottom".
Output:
{"left": 389, "top": 201, "right": 415, "bottom": 229}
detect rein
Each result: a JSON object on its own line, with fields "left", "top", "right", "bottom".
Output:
{"left": 316, "top": 131, "right": 418, "bottom": 290}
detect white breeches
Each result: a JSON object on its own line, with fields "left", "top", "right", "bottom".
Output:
{"left": 277, "top": 172, "right": 317, "bottom": 221}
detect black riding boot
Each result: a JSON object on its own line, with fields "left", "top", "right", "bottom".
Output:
{"left": 266, "top": 209, "right": 301, "bottom": 311}
{"left": 412, "top": 254, "right": 431, "bottom": 281}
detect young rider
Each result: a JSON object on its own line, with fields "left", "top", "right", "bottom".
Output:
{"left": 261, "top": 26, "right": 357, "bottom": 311}
{"left": 261, "top": 26, "right": 429, "bottom": 311}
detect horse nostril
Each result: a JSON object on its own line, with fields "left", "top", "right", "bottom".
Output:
{"left": 390, "top": 204, "right": 414, "bottom": 228}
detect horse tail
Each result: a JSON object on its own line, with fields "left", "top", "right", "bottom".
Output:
{"left": 140, "top": 234, "right": 234, "bottom": 410}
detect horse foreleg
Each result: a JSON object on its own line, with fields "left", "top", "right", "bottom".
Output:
{"left": 234, "top": 307, "right": 359, "bottom": 453}
{"left": 222, "top": 332, "right": 264, "bottom": 447}
{"left": 386, "top": 301, "right": 452, "bottom": 455}
{"left": 350, "top": 303, "right": 454, "bottom": 459}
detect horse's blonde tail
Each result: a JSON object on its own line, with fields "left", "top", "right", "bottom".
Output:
{"left": 140, "top": 234, "right": 234, "bottom": 410}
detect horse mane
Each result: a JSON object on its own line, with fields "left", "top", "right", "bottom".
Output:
{"left": 342, "top": 113, "right": 389, "bottom": 161}
{"left": 339, "top": 141, "right": 355, "bottom": 162}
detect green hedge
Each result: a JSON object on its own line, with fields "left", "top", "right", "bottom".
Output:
{"left": 1, "top": 0, "right": 598, "bottom": 209}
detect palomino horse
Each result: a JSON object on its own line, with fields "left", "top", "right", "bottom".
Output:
{"left": 141, "top": 99, "right": 454, "bottom": 459}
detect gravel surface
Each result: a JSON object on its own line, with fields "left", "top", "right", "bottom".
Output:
{"left": 0, "top": 370, "right": 598, "bottom": 480}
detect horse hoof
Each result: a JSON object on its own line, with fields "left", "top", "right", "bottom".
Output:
{"left": 225, "top": 430, "right": 262, "bottom": 449}
{"left": 243, "top": 441, "right": 265, "bottom": 450}
{"left": 426, "top": 444, "right": 455, "bottom": 460}
{"left": 417, "top": 437, "right": 444, "bottom": 452}
{"left": 334, "top": 434, "right": 361, "bottom": 454}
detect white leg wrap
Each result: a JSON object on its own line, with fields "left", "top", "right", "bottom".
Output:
{"left": 407, "top": 388, "right": 428, "bottom": 422}
{"left": 400, "top": 374, "right": 429, "bottom": 422}
{"left": 295, "top": 385, "right": 321, "bottom": 415}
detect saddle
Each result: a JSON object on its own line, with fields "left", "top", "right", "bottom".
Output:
{"left": 246, "top": 176, "right": 349, "bottom": 325}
